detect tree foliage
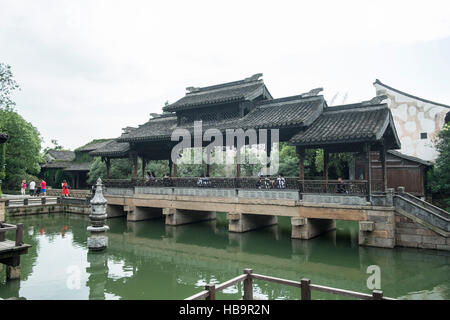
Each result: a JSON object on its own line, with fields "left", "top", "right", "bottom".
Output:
{"left": 0, "top": 106, "right": 42, "bottom": 190}
{"left": 427, "top": 123, "right": 450, "bottom": 210}
{"left": 0, "top": 63, "right": 20, "bottom": 108}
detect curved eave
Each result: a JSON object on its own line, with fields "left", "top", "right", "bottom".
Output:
{"left": 90, "top": 151, "right": 129, "bottom": 158}
{"left": 117, "top": 135, "right": 172, "bottom": 143}
{"left": 374, "top": 79, "right": 450, "bottom": 109}
{"left": 290, "top": 135, "right": 378, "bottom": 147}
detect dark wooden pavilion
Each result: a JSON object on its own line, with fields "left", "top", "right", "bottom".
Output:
{"left": 90, "top": 74, "right": 401, "bottom": 197}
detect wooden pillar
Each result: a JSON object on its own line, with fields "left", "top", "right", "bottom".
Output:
{"left": 206, "top": 147, "right": 211, "bottom": 176}
{"left": 366, "top": 143, "right": 372, "bottom": 197}
{"left": 105, "top": 158, "right": 111, "bottom": 180}
{"left": 323, "top": 149, "right": 329, "bottom": 190}
{"left": 236, "top": 164, "right": 241, "bottom": 178}
{"left": 130, "top": 153, "right": 138, "bottom": 180}
{"left": 141, "top": 156, "right": 146, "bottom": 179}
{"left": 379, "top": 144, "right": 387, "bottom": 192}
{"left": 172, "top": 163, "right": 177, "bottom": 177}
{"left": 296, "top": 147, "right": 305, "bottom": 192}
{"left": 266, "top": 141, "right": 272, "bottom": 176}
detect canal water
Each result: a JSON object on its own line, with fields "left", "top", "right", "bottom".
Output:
{"left": 0, "top": 213, "right": 449, "bottom": 300}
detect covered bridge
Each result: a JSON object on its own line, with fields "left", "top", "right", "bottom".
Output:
{"left": 91, "top": 74, "right": 401, "bottom": 198}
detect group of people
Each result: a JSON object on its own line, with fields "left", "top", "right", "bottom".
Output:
{"left": 197, "top": 174, "right": 211, "bottom": 187}
{"left": 256, "top": 174, "right": 286, "bottom": 189}
{"left": 20, "top": 179, "right": 47, "bottom": 196}
{"left": 144, "top": 171, "right": 172, "bottom": 186}
{"left": 20, "top": 179, "right": 70, "bottom": 197}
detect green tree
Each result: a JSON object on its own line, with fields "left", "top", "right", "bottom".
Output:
{"left": 0, "top": 63, "right": 20, "bottom": 108}
{"left": 0, "top": 107, "right": 42, "bottom": 190}
{"left": 314, "top": 149, "right": 353, "bottom": 179}
{"left": 427, "top": 123, "right": 450, "bottom": 210}
{"left": 88, "top": 157, "right": 135, "bottom": 184}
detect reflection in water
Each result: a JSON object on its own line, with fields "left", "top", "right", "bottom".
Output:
{"left": 0, "top": 213, "right": 449, "bottom": 300}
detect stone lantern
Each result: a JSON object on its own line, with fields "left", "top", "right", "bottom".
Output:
{"left": 87, "top": 178, "right": 109, "bottom": 251}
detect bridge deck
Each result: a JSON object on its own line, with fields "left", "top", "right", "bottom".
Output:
{"left": 0, "top": 240, "right": 31, "bottom": 259}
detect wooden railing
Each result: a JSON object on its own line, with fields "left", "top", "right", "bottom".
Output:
{"left": 106, "top": 178, "right": 370, "bottom": 195}
{"left": 185, "top": 269, "right": 395, "bottom": 301}
{"left": 299, "top": 180, "right": 368, "bottom": 195}
{"left": 0, "top": 222, "right": 24, "bottom": 246}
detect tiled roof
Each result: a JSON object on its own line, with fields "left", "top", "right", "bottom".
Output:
{"left": 89, "top": 140, "right": 130, "bottom": 157}
{"left": 117, "top": 115, "right": 178, "bottom": 142}
{"left": 63, "top": 162, "right": 91, "bottom": 172}
{"left": 242, "top": 95, "right": 324, "bottom": 129}
{"left": 118, "top": 95, "right": 324, "bottom": 143}
{"left": 290, "top": 103, "right": 400, "bottom": 147}
{"left": 76, "top": 139, "right": 113, "bottom": 152}
{"left": 163, "top": 74, "right": 271, "bottom": 112}
{"left": 47, "top": 150, "right": 75, "bottom": 162}
{"left": 41, "top": 161, "right": 73, "bottom": 169}
{"left": 387, "top": 150, "right": 433, "bottom": 166}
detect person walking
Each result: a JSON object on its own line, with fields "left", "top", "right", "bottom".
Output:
{"left": 40, "top": 179, "right": 47, "bottom": 196}
{"left": 21, "top": 180, "right": 26, "bottom": 195}
{"left": 62, "top": 180, "right": 69, "bottom": 197}
{"left": 29, "top": 180, "right": 36, "bottom": 196}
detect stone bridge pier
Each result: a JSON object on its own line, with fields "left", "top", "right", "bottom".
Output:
{"left": 127, "top": 206, "right": 163, "bottom": 222}
{"left": 106, "top": 204, "right": 127, "bottom": 218}
{"left": 227, "top": 213, "right": 278, "bottom": 233}
{"left": 163, "top": 208, "right": 216, "bottom": 226}
{"left": 291, "top": 217, "right": 336, "bottom": 239}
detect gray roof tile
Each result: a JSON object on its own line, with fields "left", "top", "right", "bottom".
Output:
{"left": 164, "top": 76, "right": 269, "bottom": 112}
{"left": 290, "top": 104, "right": 398, "bottom": 147}
{"left": 47, "top": 150, "right": 75, "bottom": 162}
{"left": 118, "top": 95, "right": 323, "bottom": 143}
{"left": 90, "top": 140, "right": 130, "bottom": 157}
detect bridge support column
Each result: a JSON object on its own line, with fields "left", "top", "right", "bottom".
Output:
{"left": 291, "top": 217, "right": 336, "bottom": 239}
{"left": 127, "top": 206, "right": 163, "bottom": 222}
{"left": 359, "top": 209, "right": 395, "bottom": 248}
{"left": 227, "top": 213, "right": 277, "bottom": 233}
{"left": 164, "top": 208, "right": 216, "bottom": 226}
{"left": 2, "top": 256, "right": 21, "bottom": 281}
{"left": 106, "top": 204, "right": 126, "bottom": 218}
{"left": 6, "top": 265, "right": 20, "bottom": 280}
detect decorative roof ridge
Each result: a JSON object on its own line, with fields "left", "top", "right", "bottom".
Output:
{"left": 255, "top": 94, "right": 323, "bottom": 107}
{"left": 324, "top": 103, "right": 388, "bottom": 114}
{"left": 374, "top": 79, "right": 450, "bottom": 109}
{"left": 185, "top": 79, "right": 263, "bottom": 96}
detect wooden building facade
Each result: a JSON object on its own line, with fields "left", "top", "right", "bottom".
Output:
{"left": 354, "top": 150, "right": 432, "bottom": 197}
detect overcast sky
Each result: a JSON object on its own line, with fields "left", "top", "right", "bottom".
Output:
{"left": 1, "top": 0, "right": 450, "bottom": 150}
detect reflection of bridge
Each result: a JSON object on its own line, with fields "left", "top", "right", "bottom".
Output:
{"left": 99, "top": 219, "right": 450, "bottom": 299}
{"left": 104, "top": 182, "right": 449, "bottom": 251}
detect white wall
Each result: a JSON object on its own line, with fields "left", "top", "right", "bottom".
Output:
{"left": 374, "top": 83, "right": 448, "bottom": 162}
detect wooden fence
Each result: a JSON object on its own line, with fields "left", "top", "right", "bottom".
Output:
{"left": 0, "top": 223, "right": 23, "bottom": 245}
{"left": 185, "top": 269, "right": 395, "bottom": 300}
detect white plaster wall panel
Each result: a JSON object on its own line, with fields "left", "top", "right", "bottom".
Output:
{"left": 374, "top": 83, "right": 449, "bottom": 162}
